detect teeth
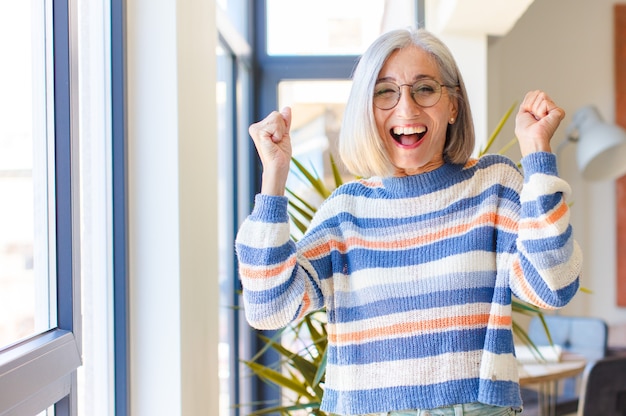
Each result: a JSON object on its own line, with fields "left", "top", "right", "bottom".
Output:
{"left": 392, "top": 126, "right": 426, "bottom": 135}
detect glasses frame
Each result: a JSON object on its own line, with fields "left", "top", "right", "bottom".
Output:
{"left": 373, "top": 78, "right": 454, "bottom": 110}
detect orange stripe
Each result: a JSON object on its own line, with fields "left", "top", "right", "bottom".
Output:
{"left": 464, "top": 159, "right": 479, "bottom": 168}
{"left": 358, "top": 179, "right": 383, "bottom": 188}
{"left": 520, "top": 200, "right": 568, "bottom": 230}
{"left": 240, "top": 256, "right": 297, "bottom": 279}
{"left": 304, "top": 212, "right": 517, "bottom": 258}
{"left": 328, "top": 314, "right": 497, "bottom": 343}
{"left": 297, "top": 292, "right": 311, "bottom": 320}
{"left": 512, "top": 259, "right": 551, "bottom": 309}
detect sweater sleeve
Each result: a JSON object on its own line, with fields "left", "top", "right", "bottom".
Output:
{"left": 235, "top": 194, "right": 326, "bottom": 330}
{"left": 509, "top": 152, "right": 582, "bottom": 308}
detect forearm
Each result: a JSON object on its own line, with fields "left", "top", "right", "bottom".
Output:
{"left": 511, "top": 153, "right": 581, "bottom": 307}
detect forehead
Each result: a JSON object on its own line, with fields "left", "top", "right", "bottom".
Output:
{"left": 377, "top": 45, "right": 441, "bottom": 81}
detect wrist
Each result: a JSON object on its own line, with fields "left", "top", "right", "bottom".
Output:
{"left": 519, "top": 140, "right": 552, "bottom": 157}
{"left": 260, "top": 170, "right": 288, "bottom": 196}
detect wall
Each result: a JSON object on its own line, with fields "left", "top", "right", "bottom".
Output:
{"left": 488, "top": 0, "right": 626, "bottom": 328}
{"left": 126, "top": 0, "right": 220, "bottom": 414}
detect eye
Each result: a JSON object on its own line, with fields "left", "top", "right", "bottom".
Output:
{"left": 413, "top": 80, "right": 439, "bottom": 95}
{"left": 374, "top": 83, "right": 399, "bottom": 98}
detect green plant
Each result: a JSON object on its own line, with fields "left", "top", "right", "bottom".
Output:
{"left": 241, "top": 103, "right": 564, "bottom": 415}
{"left": 242, "top": 310, "right": 328, "bottom": 415}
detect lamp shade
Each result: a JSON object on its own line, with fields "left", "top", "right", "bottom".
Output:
{"left": 573, "top": 105, "right": 626, "bottom": 181}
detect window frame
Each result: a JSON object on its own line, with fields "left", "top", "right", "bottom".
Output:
{"left": 111, "top": 0, "right": 129, "bottom": 414}
{"left": 217, "top": 2, "right": 255, "bottom": 415}
{"left": 0, "top": 0, "right": 82, "bottom": 414}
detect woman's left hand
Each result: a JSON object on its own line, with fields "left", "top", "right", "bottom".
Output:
{"left": 515, "top": 90, "right": 566, "bottom": 157}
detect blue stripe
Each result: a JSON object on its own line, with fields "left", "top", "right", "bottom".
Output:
{"left": 522, "top": 225, "right": 572, "bottom": 254}
{"left": 521, "top": 152, "right": 558, "bottom": 179}
{"left": 317, "top": 228, "right": 504, "bottom": 273}
{"left": 311, "top": 185, "right": 519, "bottom": 236}
{"left": 521, "top": 193, "right": 563, "bottom": 217}
{"left": 243, "top": 267, "right": 300, "bottom": 305}
{"left": 235, "top": 240, "right": 294, "bottom": 265}
{"left": 321, "top": 378, "right": 522, "bottom": 414}
{"left": 303, "top": 267, "right": 324, "bottom": 308}
{"left": 484, "top": 328, "right": 516, "bottom": 354}
{"left": 518, "top": 255, "right": 580, "bottom": 307}
{"left": 249, "top": 194, "right": 289, "bottom": 223}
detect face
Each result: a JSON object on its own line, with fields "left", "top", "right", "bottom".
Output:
{"left": 373, "top": 45, "right": 458, "bottom": 176}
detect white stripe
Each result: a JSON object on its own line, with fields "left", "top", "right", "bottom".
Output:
{"left": 520, "top": 173, "right": 572, "bottom": 203}
{"left": 236, "top": 220, "right": 290, "bottom": 248}
{"left": 325, "top": 350, "right": 490, "bottom": 390}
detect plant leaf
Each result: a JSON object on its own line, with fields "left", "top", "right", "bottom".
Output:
{"left": 243, "top": 360, "right": 315, "bottom": 400}
{"left": 291, "top": 157, "right": 332, "bottom": 199}
{"left": 480, "top": 101, "right": 517, "bottom": 156}
{"left": 286, "top": 187, "right": 318, "bottom": 216}
{"left": 329, "top": 154, "right": 344, "bottom": 188}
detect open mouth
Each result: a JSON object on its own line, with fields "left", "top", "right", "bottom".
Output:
{"left": 391, "top": 126, "right": 427, "bottom": 146}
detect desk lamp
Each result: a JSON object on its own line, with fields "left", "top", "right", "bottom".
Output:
{"left": 558, "top": 105, "right": 626, "bottom": 181}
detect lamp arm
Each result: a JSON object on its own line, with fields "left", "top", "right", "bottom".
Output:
{"left": 555, "top": 123, "right": 579, "bottom": 156}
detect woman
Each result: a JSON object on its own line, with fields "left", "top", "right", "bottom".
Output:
{"left": 235, "top": 28, "right": 581, "bottom": 416}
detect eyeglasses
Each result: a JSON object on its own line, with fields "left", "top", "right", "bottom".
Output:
{"left": 373, "top": 78, "right": 451, "bottom": 110}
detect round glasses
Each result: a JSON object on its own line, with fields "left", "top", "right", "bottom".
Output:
{"left": 373, "top": 78, "right": 450, "bottom": 110}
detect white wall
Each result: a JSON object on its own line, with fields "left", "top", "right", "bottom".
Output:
{"left": 126, "top": 0, "right": 220, "bottom": 414}
{"left": 488, "top": 0, "right": 626, "bottom": 326}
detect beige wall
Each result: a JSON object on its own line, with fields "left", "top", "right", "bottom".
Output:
{"left": 126, "top": 0, "right": 220, "bottom": 414}
{"left": 488, "top": 0, "right": 626, "bottom": 327}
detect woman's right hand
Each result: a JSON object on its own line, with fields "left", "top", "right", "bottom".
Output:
{"left": 248, "top": 107, "right": 292, "bottom": 195}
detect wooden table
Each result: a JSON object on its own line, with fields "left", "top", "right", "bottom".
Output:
{"left": 518, "top": 353, "right": 587, "bottom": 416}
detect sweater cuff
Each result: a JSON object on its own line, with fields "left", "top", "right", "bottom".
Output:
{"left": 520, "top": 152, "right": 558, "bottom": 182}
{"left": 249, "top": 194, "right": 290, "bottom": 223}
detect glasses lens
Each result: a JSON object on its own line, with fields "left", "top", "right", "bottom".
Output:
{"left": 373, "top": 79, "right": 444, "bottom": 110}
{"left": 411, "top": 79, "right": 442, "bottom": 107}
{"left": 373, "top": 82, "right": 400, "bottom": 110}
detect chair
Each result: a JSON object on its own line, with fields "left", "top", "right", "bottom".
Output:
{"left": 527, "top": 315, "right": 608, "bottom": 361}
{"left": 520, "top": 315, "right": 608, "bottom": 415}
{"left": 577, "top": 355, "right": 626, "bottom": 415}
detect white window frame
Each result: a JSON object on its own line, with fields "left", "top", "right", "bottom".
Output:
{"left": 0, "top": 0, "right": 82, "bottom": 414}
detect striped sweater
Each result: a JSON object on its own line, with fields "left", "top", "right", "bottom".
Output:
{"left": 235, "top": 152, "right": 581, "bottom": 415}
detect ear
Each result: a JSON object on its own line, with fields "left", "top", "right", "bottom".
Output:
{"left": 448, "top": 90, "right": 459, "bottom": 122}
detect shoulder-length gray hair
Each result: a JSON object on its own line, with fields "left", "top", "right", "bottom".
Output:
{"left": 339, "top": 28, "right": 475, "bottom": 178}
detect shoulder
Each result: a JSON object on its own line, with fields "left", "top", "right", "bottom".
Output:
{"left": 327, "top": 177, "right": 384, "bottom": 200}
{"left": 468, "top": 154, "right": 519, "bottom": 171}
{"left": 312, "top": 178, "right": 383, "bottom": 219}
{"left": 460, "top": 154, "right": 523, "bottom": 194}
{"left": 466, "top": 154, "right": 522, "bottom": 179}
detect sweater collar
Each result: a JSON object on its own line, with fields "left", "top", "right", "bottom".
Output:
{"left": 380, "top": 162, "right": 463, "bottom": 197}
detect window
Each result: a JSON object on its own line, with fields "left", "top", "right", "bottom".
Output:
{"left": 266, "top": 0, "right": 388, "bottom": 56}
{"left": 0, "top": 0, "right": 55, "bottom": 354}
{"left": 0, "top": 0, "right": 83, "bottom": 414}
{"left": 217, "top": 2, "right": 253, "bottom": 415}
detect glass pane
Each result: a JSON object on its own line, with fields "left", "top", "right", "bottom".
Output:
{"left": 0, "top": 2, "right": 55, "bottom": 348}
{"left": 266, "top": 0, "right": 415, "bottom": 56}
{"left": 278, "top": 80, "right": 353, "bottom": 237}
{"left": 217, "top": 0, "right": 249, "bottom": 40}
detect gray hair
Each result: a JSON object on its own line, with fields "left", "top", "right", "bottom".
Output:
{"left": 339, "top": 28, "right": 475, "bottom": 178}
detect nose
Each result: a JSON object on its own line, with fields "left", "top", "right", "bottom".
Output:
{"left": 395, "top": 85, "right": 421, "bottom": 116}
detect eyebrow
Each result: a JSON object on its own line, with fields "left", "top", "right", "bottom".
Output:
{"left": 375, "top": 74, "right": 439, "bottom": 84}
